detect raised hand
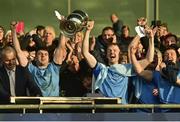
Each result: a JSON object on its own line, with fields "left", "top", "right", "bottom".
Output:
{"left": 10, "top": 21, "right": 17, "bottom": 30}
{"left": 66, "top": 40, "right": 74, "bottom": 52}
{"left": 144, "top": 26, "right": 154, "bottom": 38}
{"left": 137, "top": 17, "right": 147, "bottom": 27}
{"left": 86, "top": 21, "right": 94, "bottom": 31}
{"left": 135, "top": 17, "right": 147, "bottom": 37}
{"left": 90, "top": 36, "right": 96, "bottom": 51}
{"left": 152, "top": 26, "right": 158, "bottom": 36}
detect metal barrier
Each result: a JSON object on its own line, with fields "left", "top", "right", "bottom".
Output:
{"left": 1, "top": 104, "right": 180, "bottom": 109}
{"left": 0, "top": 104, "right": 180, "bottom": 113}
{"left": 0, "top": 97, "right": 177, "bottom": 114}
{"left": 8, "top": 97, "right": 122, "bottom": 113}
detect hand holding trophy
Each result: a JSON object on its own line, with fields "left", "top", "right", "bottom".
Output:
{"left": 54, "top": 10, "right": 89, "bottom": 38}
{"left": 135, "top": 17, "right": 147, "bottom": 37}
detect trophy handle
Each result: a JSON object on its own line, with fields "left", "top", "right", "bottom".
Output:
{"left": 54, "top": 10, "right": 63, "bottom": 20}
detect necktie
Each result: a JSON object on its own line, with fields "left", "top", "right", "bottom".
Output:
{"left": 9, "top": 70, "right": 16, "bottom": 96}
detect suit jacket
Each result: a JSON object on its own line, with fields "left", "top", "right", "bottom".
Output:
{"left": 0, "top": 65, "right": 42, "bottom": 104}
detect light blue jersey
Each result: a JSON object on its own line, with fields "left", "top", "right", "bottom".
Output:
{"left": 28, "top": 62, "right": 60, "bottom": 96}
{"left": 93, "top": 63, "right": 136, "bottom": 104}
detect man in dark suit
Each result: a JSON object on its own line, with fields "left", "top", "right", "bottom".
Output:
{"left": 0, "top": 46, "right": 41, "bottom": 104}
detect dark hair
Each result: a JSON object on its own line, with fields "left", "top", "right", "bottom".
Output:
{"left": 36, "top": 46, "right": 49, "bottom": 53}
{"left": 107, "top": 42, "right": 121, "bottom": 53}
{"left": 121, "top": 25, "right": 130, "bottom": 32}
{"left": 107, "top": 42, "right": 119, "bottom": 48}
{"left": 102, "top": 26, "right": 114, "bottom": 34}
{"left": 165, "top": 44, "right": 179, "bottom": 57}
{"left": 160, "top": 23, "right": 168, "bottom": 31}
{"left": 36, "top": 25, "right": 45, "bottom": 33}
{"left": 151, "top": 20, "right": 161, "bottom": 27}
{"left": 164, "top": 33, "right": 178, "bottom": 42}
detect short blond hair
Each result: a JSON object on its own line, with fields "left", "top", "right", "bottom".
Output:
{"left": 45, "top": 26, "right": 56, "bottom": 40}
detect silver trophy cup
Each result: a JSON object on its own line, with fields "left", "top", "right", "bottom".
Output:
{"left": 59, "top": 10, "right": 89, "bottom": 37}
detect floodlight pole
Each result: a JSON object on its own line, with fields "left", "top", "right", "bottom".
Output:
{"left": 146, "top": 0, "right": 159, "bottom": 24}
{"left": 155, "top": 0, "right": 159, "bottom": 21}
{"left": 68, "top": 0, "right": 71, "bottom": 14}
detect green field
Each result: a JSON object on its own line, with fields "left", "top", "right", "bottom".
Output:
{"left": 0, "top": 0, "right": 179, "bottom": 36}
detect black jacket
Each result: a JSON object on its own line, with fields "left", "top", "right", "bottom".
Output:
{"left": 0, "top": 65, "right": 42, "bottom": 104}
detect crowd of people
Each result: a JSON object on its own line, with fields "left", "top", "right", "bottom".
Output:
{"left": 0, "top": 13, "right": 180, "bottom": 113}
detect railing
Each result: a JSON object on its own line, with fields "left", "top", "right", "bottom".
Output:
{"left": 1, "top": 97, "right": 178, "bottom": 114}
{"left": 1, "top": 104, "right": 180, "bottom": 109}
{"left": 1, "top": 104, "right": 180, "bottom": 113}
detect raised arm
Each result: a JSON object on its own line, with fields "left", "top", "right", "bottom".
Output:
{"left": 138, "top": 28, "right": 154, "bottom": 69}
{"left": 110, "top": 13, "right": 123, "bottom": 37}
{"left": 65, "top": 40, "right": 74, "bottom": 64}
{"left": 128, "top": 17, "right": 146, "bottom": 62}
{"left": 53, "top": 33, "right": 67, "bottom": 65}
{"left": 129, "top": 30, "right": 154, "bottom": 82}
{"left": 129, "top": 17, "right": 154, "bottom": 69}
{"left": 130, "top": 45, "right": 153, "bottom": 82}
{"left": 82, "top": 21, "right": 97, "bottom": 68}
{"left": 11, "top": 21, "right": 28, "bottom": 67}
{"left": 128, "top": 35, "right": 141, "bottom": 63}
